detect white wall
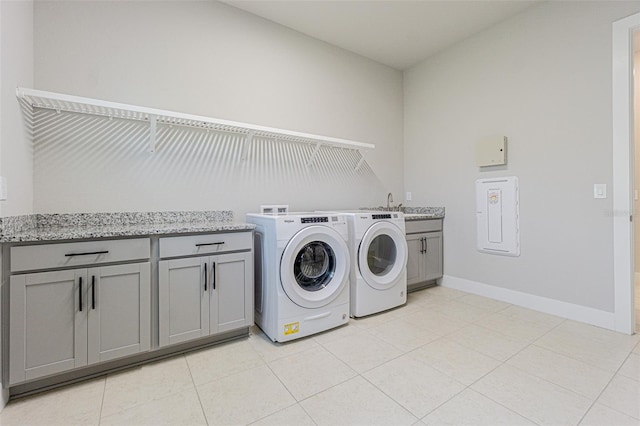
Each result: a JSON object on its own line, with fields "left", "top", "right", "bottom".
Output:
{"left": 404, "top": 1, "right": 640, "bottom": 313}
{"left": 33, "top": 1, "right": 403, "bottom": 217}
{"left": 0, "top": 0, "right": 34, "bottom": 410}
{"left": 1, "top": 0, "right": 34, "bottom": 217}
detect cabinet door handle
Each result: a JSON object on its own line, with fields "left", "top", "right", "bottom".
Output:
{"left": 212, "top": 262, "right": 216, "bottom": 290}
{"left": 420, "top": 237, "right": 425, "bottom": 254}
{"left": 423, "top": 237, "right": 427, "bottom": 254}
{"left": 79, "top": 276, "right": 83, "bottom": 312}
{"left": 65, "top": 250, "right": 109, "bottom": 257}
{"left": 91, "top": 275, "right": 96, "bottom": 310}
{"left": 204, "top": 262, "right": 208, "bottom": 291}
{"left": 195, "top": 242, "right": 224, "bottom": 247}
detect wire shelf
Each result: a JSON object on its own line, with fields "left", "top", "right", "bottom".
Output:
{"left": 17, "top": 87, "right": 375, "bottom": 155}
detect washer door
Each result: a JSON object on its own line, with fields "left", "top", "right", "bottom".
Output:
{"left": 280, "top": 225, "right": 350, "bottom": 308}
{"left": 358, "top": 222, "right": 408, "bottom": 290}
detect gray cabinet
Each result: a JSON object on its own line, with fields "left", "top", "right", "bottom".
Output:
{"left": 87, "top": 263, "right": 151, "bottom": 364}
{"left": 405, "top": 219, "right": 443, "bottom": 290}
{"left": 9, "top": 262, "right": 150, "bottom": 385}
{"left": 9, "top": 270, "right": 87, "bottom": 384}
{"left": 158, "top": 232, "right": 253, "bottom": 348}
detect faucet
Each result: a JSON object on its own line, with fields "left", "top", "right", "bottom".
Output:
{"left": 387, "top": 193, "right": 393, "bottom": 210}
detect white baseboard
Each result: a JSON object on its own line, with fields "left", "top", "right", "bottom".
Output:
{"left": 440, "top": 275, "right": 616, "bottom": 331}
{"left": 0, "top": 388, "right": 7, "bottom": 412}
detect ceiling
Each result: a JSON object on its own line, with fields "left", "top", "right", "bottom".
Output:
{"left": 221, "top": 0, "right": 543, "bottom": 70}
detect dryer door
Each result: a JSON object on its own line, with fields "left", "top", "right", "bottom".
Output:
{"left": 280, "top": 225, "right": 350, "bottom": 308}
{"left": 358, "top": 222, "right": 408, "bottom": 290}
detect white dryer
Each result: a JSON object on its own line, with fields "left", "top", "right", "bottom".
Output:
{"left": 329, "top": 211, "right": 408, "bottom": 317}
{"left": 246, "top": 212, "right": 351, "bottom": 342}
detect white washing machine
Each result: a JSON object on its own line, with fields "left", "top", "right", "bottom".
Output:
{"left": 246, "top": 212, "right": 351, "bottom": 342}
{"left": 322, "top": 210, "right": 408, "bottom": 317}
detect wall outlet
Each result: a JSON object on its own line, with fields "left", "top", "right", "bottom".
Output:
{"left": 406, "top": 191, "right": 412, "bottom": 201}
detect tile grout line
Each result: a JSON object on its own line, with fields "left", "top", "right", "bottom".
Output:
{"left": 443, "top": 315, "right": 565, "bottom": 425}
{"left": 575, "top": 349, "right": 640, "bottom": 424}
{"left": 248, "top": 332, "right": 314, "bottom": 424}
{"left": 97, "top": 374, "right": 107, "bottom": 425}
{"left": 184, "top": 353, "right": 210, "bottom": 426}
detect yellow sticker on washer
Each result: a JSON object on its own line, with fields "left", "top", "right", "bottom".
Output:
{"left": 284, "top": 322, "right": 300, "bottom": 335}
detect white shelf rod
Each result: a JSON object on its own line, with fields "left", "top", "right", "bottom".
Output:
{"left": 149, "top": 114, "right": 157, "bottom": 153}
{"left": 241, "top": 130, "right": 254, "bottom": 161}
{"left": 16, "top": 87, "right": 375, "bottom": 151}
{"left": 307, "top": 142, "right": 322, "bottom": 167}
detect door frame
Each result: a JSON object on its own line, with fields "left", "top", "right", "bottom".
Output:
{"left": 612, "top": 12, "right": 639, "bottom": 335}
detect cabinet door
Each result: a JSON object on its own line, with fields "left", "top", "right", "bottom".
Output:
{"left": 406, "top": 234, "right": 426, "bottom": 286}
{"left": 9, "top": 270, "right": 88, "bottom": 385}
{"left": 210, "top": 252, "right": 253, "bottom": 334}
{"left": 158, "top": 257, "right": 209, "bottom": 347}
{"left": 87, "top": 263, "right": 151, "bottom": 364}
{"left": 424, "top": 232, "right": 443, "bottom": 281}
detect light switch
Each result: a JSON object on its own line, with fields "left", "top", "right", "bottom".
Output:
{"left": 594, "top": 184, "right": 607, "bottom": 199}
{"left": 406, "top": 192, "right": 412, "bottom": 201}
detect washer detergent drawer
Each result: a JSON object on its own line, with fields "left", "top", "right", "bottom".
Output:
{"left": 11, "top": 238, "right": 150, "bottom": 272}
{"left": 159, "top": 232, "right": 252, "bottom": 258}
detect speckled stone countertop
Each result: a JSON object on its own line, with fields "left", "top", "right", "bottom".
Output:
{"left": 360, "top": 206, "right": 445, "bottom": 220}
{"left": 0, "top": 211, "right": 255, "bottom": 243}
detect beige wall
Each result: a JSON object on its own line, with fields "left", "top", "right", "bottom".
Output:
{"left": 404, "top": 1, "right": 640, "bottom": 313}
{"left": 33, "top": 1, "right": 403, "bottom": 217}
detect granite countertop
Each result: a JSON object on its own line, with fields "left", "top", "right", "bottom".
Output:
{"left": 0, "top": 211, "right": 255, "bottom": 243}
{"left": 360, "top": 206, "right": 445, "bottom": 220}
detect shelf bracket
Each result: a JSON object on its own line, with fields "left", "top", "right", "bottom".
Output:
{"left": 307, "top": 142, "right": 322, "bottom": 167}
{"left": 149, "top": 114, "right": 157, "bottom": 153}
{"left": 241, "top": 130, "right": 254, "bottom": 161}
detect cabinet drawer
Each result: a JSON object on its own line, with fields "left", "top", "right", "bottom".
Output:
{"left": 11, "top": 238, "right": 151, "bottom": 273}
{"left": 405, "top": 219, "right": 443, "bottom": 234}
{"left": 159, "top": 231, "right": 252, "bottom": 259}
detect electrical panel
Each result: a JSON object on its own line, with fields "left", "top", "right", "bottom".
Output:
{"left": 476, "top": 176, "right": 519, "bottom": 257}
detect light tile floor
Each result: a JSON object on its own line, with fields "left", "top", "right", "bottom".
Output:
{"left": 2, "top": 286, "right": 640, "bottom": 426}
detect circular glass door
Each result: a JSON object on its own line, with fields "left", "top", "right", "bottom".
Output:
{"left": 281, "top": 226, "right": 350, "bottom": 308}
{"left": 358, "top": 222, "right": 408, "bottom": 290}
{"left": 293, "top": 241, "right": 336, "bottom": 291}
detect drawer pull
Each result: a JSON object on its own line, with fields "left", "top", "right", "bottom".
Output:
{"left": 204, "top": 262, "right": 208, "bottom": 291}
{"left": 65, "top": 250, "right": 109, "bottom": 257}
{"left": 195, "top": 242, "right": 225, "bottom": 247}
{"left": 212, "top": 262, "right": 216, "bottom": 290}
{"left": 91, "top": 275, "right": 96, "bottom": 310}
{"left": 79, "top": 276, "right": 83, "bottom": 312}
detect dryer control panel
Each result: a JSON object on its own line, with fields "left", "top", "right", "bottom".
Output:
{"left": 301, "top": 216, "right": 329, "bottom": 224}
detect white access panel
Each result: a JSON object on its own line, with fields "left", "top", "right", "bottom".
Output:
{"left": 476, "top": 137, "right": 507, "bottom": 167}
{"left": 476, "top": 176, "right": 520, "bottom": 256}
